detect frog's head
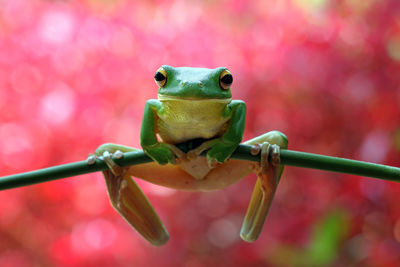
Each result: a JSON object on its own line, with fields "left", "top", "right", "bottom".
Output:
{"left": 154, "top": 65, "right": 233, "bottom": 100}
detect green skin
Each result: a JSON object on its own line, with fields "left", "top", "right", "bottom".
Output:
{"left": 140, "top": 65, "right": 246, "bottom": 166}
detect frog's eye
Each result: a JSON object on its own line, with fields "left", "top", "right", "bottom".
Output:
{"left": 154, "top": 67, "right": 167, "bottom": 87}
{"left": 219, "top": 69, "right": 233, "bottom": 90}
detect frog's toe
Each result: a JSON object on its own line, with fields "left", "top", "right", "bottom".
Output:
{"left": 113, "top": 150, "right": 124, "bottom": 159}
{"left": 95, "top": 143, "right": 115, "bottom": 156}
{"left": 102, "top": 151, "right": 125, "bottom": 176}
{"left": 206, "top": 157, "right": 218, "bottom": 168}
{"left": 168, "top": 144, "right": 186, "bottom": 159}
{"left": 207, "top": 151, "right": 229, "bottom": 165}
{"left": 87, "top": 154, "right": 97, "bottom": 165}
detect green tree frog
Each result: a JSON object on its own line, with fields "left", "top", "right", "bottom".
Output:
{"left": 92, "top": 66, "right": 288, "bottom": 246}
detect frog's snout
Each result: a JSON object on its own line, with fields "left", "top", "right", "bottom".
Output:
{"left": 180, "top": 80, "right": 204, "bottom": 89}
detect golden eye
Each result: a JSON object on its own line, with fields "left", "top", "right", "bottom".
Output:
{"left": 219, "top": 69, "right": 233, "bottom": 90}
{"left": 154, "top": 67, "right": 167, "bottom": 87}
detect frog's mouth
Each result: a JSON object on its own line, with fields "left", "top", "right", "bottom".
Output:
{"left": 158, "top": 94, "right": 232, "bottom": 103}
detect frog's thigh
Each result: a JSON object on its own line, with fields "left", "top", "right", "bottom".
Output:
{"left": 126, "top": 159, "right": 248, "bottom": 191}
{"left": 126, "top": 163, "right": 197, "bottom": 190}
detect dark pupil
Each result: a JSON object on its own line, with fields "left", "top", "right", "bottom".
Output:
{"left": 154, "top": 72, "right": 166, "bottom": 81}
{"left": 221, "top": 74, "right": 233, "bottom": 85}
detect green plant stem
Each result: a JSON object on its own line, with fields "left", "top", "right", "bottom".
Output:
{"left": 0, "top": 144, "right": 399, "bottom": 191}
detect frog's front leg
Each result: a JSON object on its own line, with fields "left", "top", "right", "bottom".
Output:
{"left": 140, "top": 99, "right": 185, "bottom": 165}
{"left": 90, "top": 143, "right": 169, "bottom": 246}
{"left": 187, "top": 100, "right": 246, "bottom": 167}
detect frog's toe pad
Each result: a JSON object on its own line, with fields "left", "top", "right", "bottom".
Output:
{"left": 102, "top": 151, "right": 125, "bottom": 176}
{"left": 87, "top": 154, "right": 97, "bottom": 165}
{"left": 113, "top": 150, "right": 124, "bottom": 159}
{"left": 270, "top": 145, "right": 280, "bottom": 166}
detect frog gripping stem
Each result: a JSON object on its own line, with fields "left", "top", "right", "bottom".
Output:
{"left": 240, "top": 142, "right": 282, "bottom": 242}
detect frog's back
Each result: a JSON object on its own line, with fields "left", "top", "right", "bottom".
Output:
{"left": 157, "top": 99, "right": 230, "bottom": 144}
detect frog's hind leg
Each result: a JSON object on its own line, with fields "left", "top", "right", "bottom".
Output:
{"left": 103, "top": 170, "right": 169, "bottom": 246}
{"left": 94, "top": 143, "right": 169, "bottom": 246}
{"left": 240, "top": 131, "right": 288, "bottom": 242}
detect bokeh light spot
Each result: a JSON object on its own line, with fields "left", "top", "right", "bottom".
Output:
{"left": 394, "top": 218, "right": 400, "bottom": 243}
{"left": 294, "top": 0, "right": 328, "bottom": 13}
{"left": 39, "top": 9, "right": 76, "bottom": 44}
{"left": 359, "top": 179, "right": 386, "bottom": 201}
{"left": 395, "top": 128, "right": 400, "bottom": 152}
{"left": 0, "top": 123, "right": 33, "bottom": 169}
{"left": 339, "top": 18, "right": 367, "bottom": 47}
{"left": 0, "top": 123, "right": 32, "bottom": 156}
{"left": 345, "top": 0, "right": 376, "bottom": 14}
{"left": 39, "top": 83, "right": 76, "bottom": 125}
{"left": 344, "top": 73, "right": 374, "bottom": 102}
{"left": 386, "top": 35, "right": 400, "bottom": 62}
{"left": 71, "top": 219, "right": 116, "bottom": 253}
{"left": 198, "top": 192, "right": 229, "bottom": 218}
{"left": 84, "top": 219, "right": 116, "bottom": 249}
{"left": 345, "top": 235, "right": 369, "bottom": 261}
{"left": 207, "top": 218, "right": 238, "bottom": 248}
{"left": 359, "top": 130, "right": 390, "bottom": 163}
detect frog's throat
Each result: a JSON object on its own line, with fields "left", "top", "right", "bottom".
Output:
{"left": 158, "top": 94, "right": 232, "bottom": 103}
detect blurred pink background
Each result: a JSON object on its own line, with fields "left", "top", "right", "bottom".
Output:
{"left": 0, "top": 0, "right": 400, "bottom": 266}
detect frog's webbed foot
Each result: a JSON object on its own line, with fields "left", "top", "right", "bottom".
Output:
{"left": 87, "top": 150, "right": 169, "bottom": 246}
{"left": 240, "top": 142, "right": 281, "bottom": 242}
